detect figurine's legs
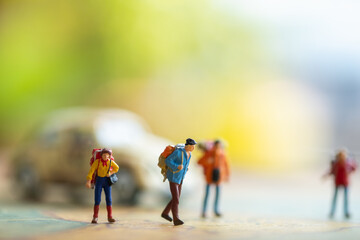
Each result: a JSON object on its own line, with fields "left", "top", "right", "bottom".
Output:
{"left": 330, "top": 186, "right": 339, "bottom": 217}
{"left": 178, "top": 182, "right": 183, "bottom": 196}
{"left": 202, "top": 184, "right": 210, "bottom": 217}
{"left": 92, "top": 177, "right": 104, "bottom": 223}
{"left": 104, "top": 179, "right": 115, "bottom": 222}
{"left": 169, "top": 182, "right": 184, "bottom": 225}
{"left": 94, "top": 177, "right": 103, "bottom": 206}
{"left": 92, "top": 205, "right": 100, "bottom": 223}
{"left": 161, "top": 196, "right": 174, "bottom": 222}
{"left": 163, "top": 200, "right": 172, "bottom": 216}
{"left": 214, "top": 184, "right": 221, "bottom": 216}
{"left": 344, "top": 186, "right": 350, "bottom": 218}
{"left": 162, "top": 183, "right": 183, "bottom": 216}
{"left": 104, "top": 182, "right": 112, "bottom": 206}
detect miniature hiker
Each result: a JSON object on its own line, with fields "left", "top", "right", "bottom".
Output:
{"left": 161, "top": 138, "right": 197, "bottom": 226}
{"left": 323, "top": 149, "right": 357, "bottom": 219}
{"left": 86, "top": 148, "right": 119, "bottom": 223}
{"left": 198, "top": 140, "right": 230, "bottom": 218}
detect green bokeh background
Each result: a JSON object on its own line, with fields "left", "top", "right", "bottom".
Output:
{"left": 0, "top": 0, "right": 329, "bottom": 170}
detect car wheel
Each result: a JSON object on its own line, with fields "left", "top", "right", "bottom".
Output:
{"left": 16, "top": 166, "right": 42, "bottom": 201}
{"left": 111, "top": 167, "right": 139, "bottom": 205}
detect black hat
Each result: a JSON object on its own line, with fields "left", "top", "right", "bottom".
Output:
{"left": 185, "top": 138, "right": 197, "bottom": 145}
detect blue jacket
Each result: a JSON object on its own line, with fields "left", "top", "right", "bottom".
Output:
{"left": 165, "top": 148, "right": 191, "bottom": 184}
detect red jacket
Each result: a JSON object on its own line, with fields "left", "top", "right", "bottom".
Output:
{"left": 197, "top": 147, "right": 230, "bottom": 184}
{"left": 330, "top": 159, "right": 356, "bottom": 187}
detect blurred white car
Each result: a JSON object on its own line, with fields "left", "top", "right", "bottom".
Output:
{"left": 12, "top": 108, "right": 199, "bottom": 205}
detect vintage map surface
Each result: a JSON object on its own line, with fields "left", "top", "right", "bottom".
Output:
{"left": 1, "top": 205, "right": 360, "bottom": 240}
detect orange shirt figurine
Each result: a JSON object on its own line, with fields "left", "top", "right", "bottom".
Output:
{"left": 198, "top": 139, "right": 230, "bottom": 218}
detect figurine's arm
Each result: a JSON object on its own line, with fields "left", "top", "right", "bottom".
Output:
{"left": 197, "top": 154, "right": 207, "bottom": 166}
{"left": 108, "top": 161, "right": 119, "bottom": 176}
{"left": 322, "top": 161, "right": 334, "bottom": 180}
{"left": 165, "top": 150, "right": 181, "bottom": 171}
{"left": 198, "top": 151, "right": 212, "bottom": 167}
{"left": 185, "top": 156, "right": 191, "bottom": 173}
{"left": 224, "top": 154, "right": 230, "bottom": 181}
{"left": 87, "top": 159, "right": 99, "bottom": 180}
{"left": 349, "top": 160, "right": 357, "bottom": 173}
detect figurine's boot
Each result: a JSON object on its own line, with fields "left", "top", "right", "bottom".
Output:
{"left": 91, "top": 205, "right": 99, "bottom": 224}
{"left": 107, "top": 205, "right": 115, "bottom": 223}
{"left": 173, "top": 218, "right": 184, "bottom": 226}
{"left": 161, "top": 200, "right": 173, "bottom": 222}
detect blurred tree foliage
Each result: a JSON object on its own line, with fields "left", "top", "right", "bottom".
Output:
{"left": 0, "top": 0, "right": 257, "bottom": 146}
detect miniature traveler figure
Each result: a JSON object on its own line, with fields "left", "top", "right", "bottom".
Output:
{"left": 198, "top": 140, "right": 230, "bottom": 218}
{"left": 160, "top": 138, "right": 197, "bottom": 226}
{"left": 323, "top": 149, "right": 357, "bottom": 219}
{"left": 86, "top": 148, "right": 119, "bottom": 223}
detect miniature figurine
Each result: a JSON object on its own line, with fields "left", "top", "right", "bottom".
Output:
{"left": 323, "top": 149, "right": 357, "bottom": 218}
{"left": 86, "top": 148, "right": 119, "bottom": 223}
{"left": 198, "top": 139, "right": 230, "bottom": 218}
{"left": 160, "top": 138, "right": 197, "bottom": 226}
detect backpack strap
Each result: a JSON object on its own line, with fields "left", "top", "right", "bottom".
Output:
{"left": 96, "top": 158, "right": 101, "bottom": 175}
{"left": 107, "top": 158, "right": 112, "bottom": 174}
{"left": 93, "top": 149, "right": 101, "bottom": 174}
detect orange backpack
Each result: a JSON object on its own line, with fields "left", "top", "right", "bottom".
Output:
{"left": 158, "top": 144, "right": 184, "bottom": 182}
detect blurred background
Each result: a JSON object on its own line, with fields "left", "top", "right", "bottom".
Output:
{"left": 1, "top": 0, "right": 360, "bottom": 224}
